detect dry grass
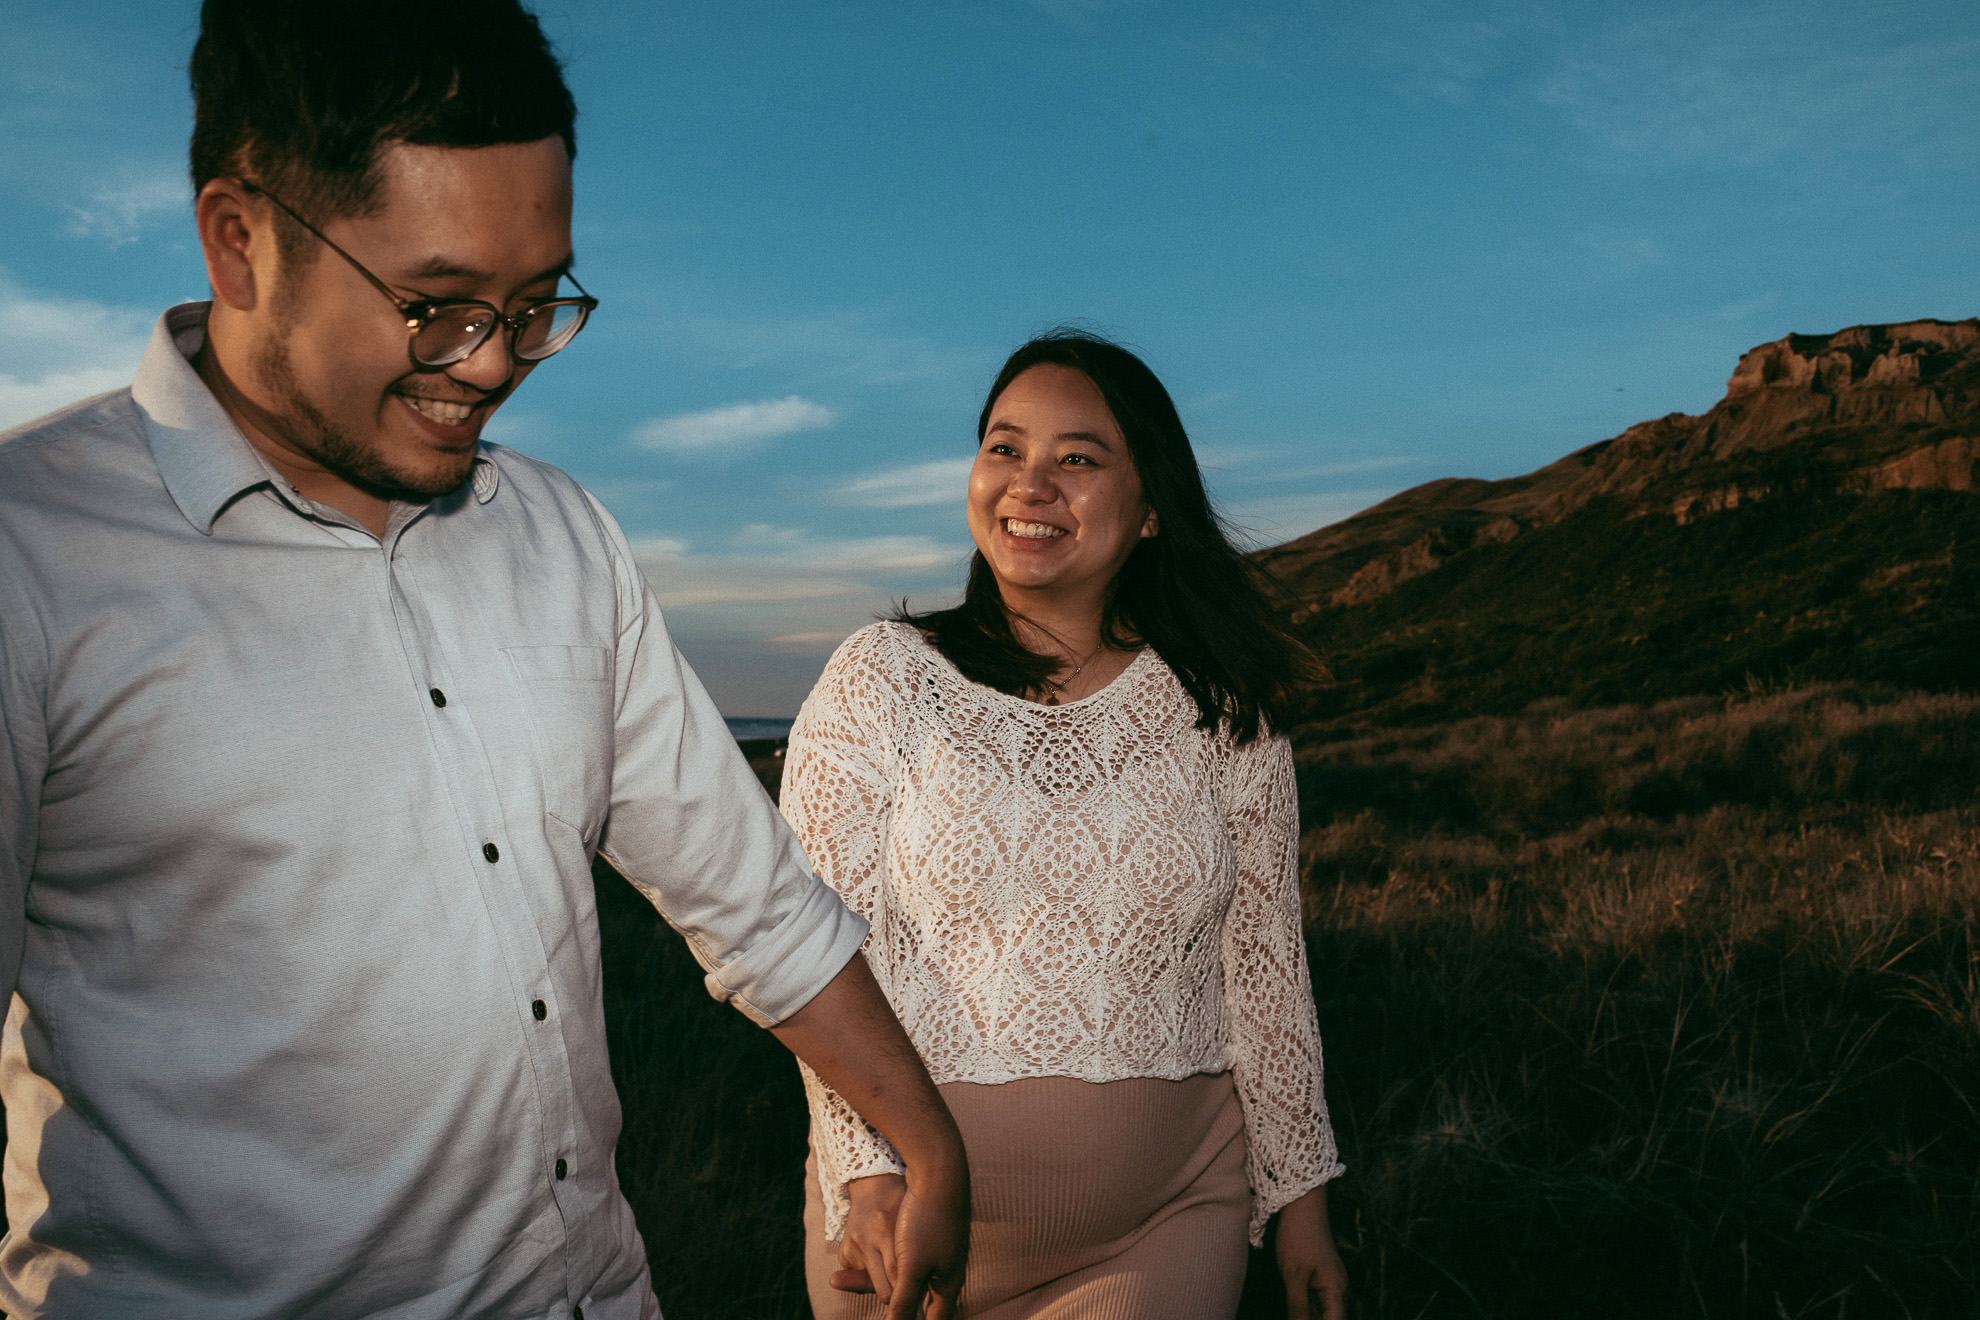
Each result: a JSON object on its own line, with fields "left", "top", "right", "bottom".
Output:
{"left": 1296, "top": 688, "right": 1980, "bottom": 1317}
{"left": 591, "top": 685, "right": 1980, "bottom": 1317}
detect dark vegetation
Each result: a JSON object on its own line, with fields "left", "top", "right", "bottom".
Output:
{"left": 602, "top": 686, "right": 1980, "bottom": 1318}
{"left": 1295, "top": 689, "right": 1980, "bottom": 1318}
{"left": 601, "top": 466, "right": 1980, "bottom": 1316}
{"left": 595, "top": 852, "right": 814, "bottom": 1316}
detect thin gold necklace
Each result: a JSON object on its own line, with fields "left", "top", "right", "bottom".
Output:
{"left": 1040, "top": 641, "right": 1106, "bottom": 706}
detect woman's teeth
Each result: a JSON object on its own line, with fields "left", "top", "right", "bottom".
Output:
{"left": 1005, "top": 519, "right": 1066, "bottom": 540}
{"left": 400, "top": 395, "right": 475, "bottom": 424}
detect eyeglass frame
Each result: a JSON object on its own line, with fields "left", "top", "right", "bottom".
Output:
{"left": 237, "top": 179, "right": 598, "bottom": 369}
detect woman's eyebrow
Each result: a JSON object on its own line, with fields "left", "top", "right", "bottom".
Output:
{"left": 985, "top": 421, "right": 1114, "bottom": 448}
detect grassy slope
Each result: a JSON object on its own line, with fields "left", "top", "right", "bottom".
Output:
{"left": 1292, "top": 489, "right": 1980, "bottom": 733}
{"left": 1298, "top": 689, "right": 1980, "bottom": 1317}
{"left": 596, "top": 486, "right": 1980, "bottom": 1316}
{"left": 572, "top": 455, "right": 1980, "bottom": 1317}
{"left": 600, "top": 689, "right": 1980, "bottom": 1319}
{"left": 1263, "top": 478, "right": 1980, "bottom": 1315}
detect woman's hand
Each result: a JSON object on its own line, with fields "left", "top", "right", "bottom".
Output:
{"left": 832, "top": 1173, "right": 905, "bottom": 1297}
{"left": 834, "top": 1171, "right": 967, "bottom": 1318}
{"left": 1275, "top": 1185, "right": 1347, "bottom": 1320}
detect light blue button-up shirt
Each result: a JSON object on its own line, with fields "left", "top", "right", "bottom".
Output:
{"left": 0, "top": 304, "right": 868, "bottom": 1319}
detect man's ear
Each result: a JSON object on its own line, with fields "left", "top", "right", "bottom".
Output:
{"left": 195, "top": 179, "right": 268, "bottom": 313}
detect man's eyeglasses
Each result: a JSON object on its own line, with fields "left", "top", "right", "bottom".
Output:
{"left": 239, "top": 181, "right": 597, "bottom": 369}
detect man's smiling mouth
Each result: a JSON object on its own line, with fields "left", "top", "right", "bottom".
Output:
{"left": 397, "top": 394, "right": 478, "bottom": 426}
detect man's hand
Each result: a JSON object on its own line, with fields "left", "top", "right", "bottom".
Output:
{"left": 1275, "top": 1185, "right": 1348, "bottom": 1320}
{"left": 770, "top": 954, "right": 969, "bottom": 1318}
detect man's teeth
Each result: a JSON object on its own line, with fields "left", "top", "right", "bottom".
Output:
{"left": 401, "top": 395, "right": 475, "bottom": 424}
{"left": 1006, "top": 519, "right": 1066, "bottom": 539}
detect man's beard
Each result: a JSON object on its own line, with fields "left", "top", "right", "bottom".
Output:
{"left": 252, "top": 332, "right": 478, "bottom": 503}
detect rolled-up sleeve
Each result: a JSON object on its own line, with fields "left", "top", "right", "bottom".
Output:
{"left": 589, "top": 498, "right": 867, "bottom": 1026}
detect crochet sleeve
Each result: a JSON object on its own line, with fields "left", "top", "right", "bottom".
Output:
{"left": 780, "top": 627, "right": 910, "bottom": 1240}
{"left": 1220, "top": 732, "right": 1346, "bottom": 1247}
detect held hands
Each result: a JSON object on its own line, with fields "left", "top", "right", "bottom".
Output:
{"left": 1275, "top": 1186, "right": 1348, "bottom": 1320}
{"left": 832, "top": 1173, "right": 904, "bottom": 1297}
{"left": 834, "top": 1169, "right": 969, "bottom": 1319}
{"left": 765, "top": 955, "right": 968, "bottom": 1316}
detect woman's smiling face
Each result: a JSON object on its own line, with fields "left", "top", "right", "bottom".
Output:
{"left": 966, "top": 363, "right": 1157, "bottom": 609}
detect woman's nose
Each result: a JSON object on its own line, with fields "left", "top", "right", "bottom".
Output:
{"left": 1009, "top": 458, "right": 1058, "bottom": 503}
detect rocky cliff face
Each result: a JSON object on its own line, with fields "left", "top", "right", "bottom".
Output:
{"left": 1260, "top": 319, "right": 1980, "bottom": 731}
{"left": 1260, "top": 319, "right": 1980, "bottom": 621}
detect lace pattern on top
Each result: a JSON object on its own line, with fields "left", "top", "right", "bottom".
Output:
{"left": 782, "top": 622, "right": 1344, "bottom": 1244}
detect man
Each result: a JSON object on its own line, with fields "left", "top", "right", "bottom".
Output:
{"left": 0, "top": 2, "right": 966, "bottom": 1316}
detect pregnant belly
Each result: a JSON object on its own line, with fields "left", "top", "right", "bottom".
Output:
{"left": 940, "top": 1071, "right": 1245, "bottom": 1250}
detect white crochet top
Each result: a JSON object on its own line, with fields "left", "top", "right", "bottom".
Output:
{"left": 782, "top": 622, "right": 1344, "bottom": 1246}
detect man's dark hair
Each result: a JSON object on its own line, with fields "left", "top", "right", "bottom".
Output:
{"left": 896, "top": 329, "right": 1322, "bottom": 744}
{"left": 190, "top": 0, "right": 577, "bottom": 221}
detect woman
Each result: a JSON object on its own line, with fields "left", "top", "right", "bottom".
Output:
{"left": 782, "top": 330, "right": 1347, "bottom": 1319}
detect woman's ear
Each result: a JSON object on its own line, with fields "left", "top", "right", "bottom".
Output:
{"left": 1140, "top": 507, "right": 1159, "bottom": 538}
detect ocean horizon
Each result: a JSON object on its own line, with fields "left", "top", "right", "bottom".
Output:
{"left": 723, "top": 717, "right": 795, "bottom": 742}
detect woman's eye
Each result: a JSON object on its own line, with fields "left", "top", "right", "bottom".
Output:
{"left": 987, "top": 443, "right": 1017, "bottom": 457}
{"left": 1062, "top": 453, "right": 1094, "bottom": 466}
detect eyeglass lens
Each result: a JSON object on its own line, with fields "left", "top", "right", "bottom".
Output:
{"left": 412, "top": 301, "right": 590, "bottom": 367}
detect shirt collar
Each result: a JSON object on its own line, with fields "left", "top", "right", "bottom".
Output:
{"left": 131, "top": 302, "right": 501, "bottom": 536}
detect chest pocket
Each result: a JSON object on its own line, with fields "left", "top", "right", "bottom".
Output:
{"left": 503, "top": 644, "right": 615, "bottom": 839}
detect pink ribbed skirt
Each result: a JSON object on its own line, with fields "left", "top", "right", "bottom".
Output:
{"left": 804, "top": 1072, "right": 1250, "bottom": 1320}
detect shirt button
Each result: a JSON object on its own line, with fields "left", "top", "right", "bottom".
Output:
{"left": 532, "top": 999, "right": 547, "bottom": 1020}
{"left": 483, "top": 843, "right": 499, "bottom": 863}
{"left": 555, "top": 1158, "right": 568, "bottom": 1180}
{"left": 429, "top": 688, "right": 447, "bottom": 708}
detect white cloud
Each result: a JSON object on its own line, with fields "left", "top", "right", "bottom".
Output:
{"left": 0, "top": 369, "right": 134, "bottom": 430}
{"left": 765, "top": 630, "right": 855, "bottom": 653}
{"left": 630, "top": 395, "right": 834, "bottom": 455}
{"left": 0, "top": 274, "right": 152, "bottom": 430}
{"left": 65, "top": 175, "right": 186, "bottom": 248}
{"left": 631, "top": 530, "right": 961, "bottom": 609}
{"left": 831, "top": 456, "right": 974, "bottom": 509}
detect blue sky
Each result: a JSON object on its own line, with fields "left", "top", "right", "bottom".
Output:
{"left": 3, "top": 1, "right": 1976, "bottom": 714}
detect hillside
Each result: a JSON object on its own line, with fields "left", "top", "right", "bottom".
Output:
{"left": 593, "top": 319, "right": 1980, "bottom": 1320}
{"left": 1260, "top": 320, "right": 1980, "bottom": 733}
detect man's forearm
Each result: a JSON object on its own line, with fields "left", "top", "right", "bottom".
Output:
{"left": 769, "top": 952, "right": 965, "bottom": 1175}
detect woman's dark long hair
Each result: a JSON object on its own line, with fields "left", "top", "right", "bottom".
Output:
{"left": 896, "top": 329, "right": 1319, "bottom": 743}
